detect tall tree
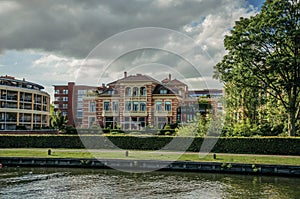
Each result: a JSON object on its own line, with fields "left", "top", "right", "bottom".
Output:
{"left": 214, "top": 0, "right": 300, "bottom": 136}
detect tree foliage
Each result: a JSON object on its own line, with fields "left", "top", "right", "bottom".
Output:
{"left": 50, "top": 110, "right": 68, "bottom": 133}
{"left": 214, "top": 0, "right": 300, "bottom": 136}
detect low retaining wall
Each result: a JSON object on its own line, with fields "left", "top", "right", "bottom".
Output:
{"left": 0, "top": 130, "right": 58, "bottom": 134}
{"left": 0, "top": 157, "right": 300, "bottom": 176}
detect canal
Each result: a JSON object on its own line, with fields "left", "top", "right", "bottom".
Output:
{"left": 0, "top": 167, "right": 300, "bottom": 198}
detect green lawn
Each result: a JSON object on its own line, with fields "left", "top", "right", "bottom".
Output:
{"left": 0, "top": 148, "right": 300, "bottom": 166}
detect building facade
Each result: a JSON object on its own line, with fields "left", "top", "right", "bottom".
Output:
{"left": 53, "top": 82, "right": 98, "bottom": 127}
{"left": 82, "top": 72, "right": 198, "bottom": 130}
{"left": 188, "top": 89, "right": 224, "bottom": 114}
{"left": 0, "top": 75, "right": 50, "bottom": 130}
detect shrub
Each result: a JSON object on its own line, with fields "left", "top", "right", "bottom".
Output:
{"left": 0, "top": 135, "right": 299, "bottom": 155}
{"left": 64, "top": 125, "right": 77, "bottom": 134}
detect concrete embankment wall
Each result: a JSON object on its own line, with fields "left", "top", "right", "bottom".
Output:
{"left": 0, "top": 157, "right": 300, "bottom": 177}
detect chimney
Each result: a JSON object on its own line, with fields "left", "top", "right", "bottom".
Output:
{"left": 169, "top": 74, "right": 171, "bottom": 80}
{"left": 124, "top": 71, "right": 127, "bottom": 78}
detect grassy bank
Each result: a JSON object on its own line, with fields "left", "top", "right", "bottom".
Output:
{"left": 0, "top": 149, "right": 300, "bottom": 166}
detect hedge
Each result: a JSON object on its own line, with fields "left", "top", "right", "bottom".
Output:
{"left": 0, "top": 135, "right": 299, "bottom": 155}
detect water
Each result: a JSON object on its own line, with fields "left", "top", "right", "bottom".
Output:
{"left": 0, "top": 167, "right": 300, "bottom": 199}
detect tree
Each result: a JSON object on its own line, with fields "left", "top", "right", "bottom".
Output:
{"left": 214, "top": 0, "right": 300, "bottom": 136}
{"left": 50, "top": 110, "right": 68, "bottom": 133}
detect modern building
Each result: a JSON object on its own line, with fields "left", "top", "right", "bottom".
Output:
{"left": 81, "top": 72, "right": 198, "bottom": 129}
{"left": 188, "top": 89, "right": 224, "bottom": 114}
{"left": 53, "top": 82, "right": 99, "bottom": 127}
{"left": 0, "top": 75, "right": 50, "bottom": 130}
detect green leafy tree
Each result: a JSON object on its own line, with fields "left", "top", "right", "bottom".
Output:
{"left": 50, "top": 110, "right": 68, "bottom": 133}
{"left": 214, "top": 0, "right": 300, "bottom": 136}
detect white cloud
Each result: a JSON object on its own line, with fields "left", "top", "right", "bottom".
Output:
{"left": 0, "top": 1, "right": 20, "bottom": 14}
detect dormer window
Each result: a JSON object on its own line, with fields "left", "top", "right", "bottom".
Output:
{"left": 160, "top": 89, "right": 167, "bottom": 94}
{"left": 108, "top": 90, "right": 115, "bottom": 95}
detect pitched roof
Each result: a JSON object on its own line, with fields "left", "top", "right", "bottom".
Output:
{"left": 108, "top": 74, "right": 160, "bottom": 85}
{"left": 164, "top": 78, "right": 187, "bottom": 86}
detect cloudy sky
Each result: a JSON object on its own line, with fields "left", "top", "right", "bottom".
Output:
{"left": 0, "top": 0, "right": 265, "bottom": 98}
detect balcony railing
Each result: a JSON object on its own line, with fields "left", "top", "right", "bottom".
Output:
{"left": 20, "top": 98, "right": 32, "bottom": 102}
{"left": 1, "top": 96, "right": 17, "bottom": 101}
{"left": 154, "top": 110, "right": 172, "bottom": 116}
{"left": 1, "top": 104, "right": 18, "bottom": 109}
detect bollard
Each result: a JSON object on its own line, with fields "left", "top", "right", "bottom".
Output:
{"left": 213, "top": 153, "right": 217, "bottom": 159}
{"left": 125, "top": 151, "right": 129, "bottom": 157}
{"left": 48, "top": 149, "right": 52, "bottom": 156}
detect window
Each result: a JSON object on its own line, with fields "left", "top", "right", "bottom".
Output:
{"left": 165, "top": 101, "right": 171, "bottom": 111}
{"left": 156, "top": 101, "right": 162, "bottom": 111}
{"left": 54, "top": 104, "right": 59, "bottom": 109}
{"left": 160, "top": 89, "right": 167, "bottom": 94}
{"left": 77, "top": 101, "right": 82, "bottom": 109}
{"left": 112, "top": 101, "right": 118, "bottom": 112}
{"left": 125, "top": 87, "right": 131, "bottom": 96}
{"left": 140, "top": 87, "right": 146, "bottom": 96}
{"left": 132, "top": 87, "right": 138, "bottom": 96}
{"left": 55, "top": 90, "right": 60, "bottom": 94}
{"left": 78, "top": 90, "right": 86, "bottom": 95}
{"left": 55, "top": 97, "right": 60, "bottom": 101}
{"left": 88, "top": 117, "right": 96, "bottom": 128}
{"left": 140, "top": 102, "right": 146, "bottom": 111}
{"left": 62, "top": 111, "right": 67, "bottom": 116}
{"left": 139, "top": 117, "right": 146, "bottom": 127}
{"left": 63, "top": 89, "right": 68, "bottom": 94}
{"left": 103, "top": 101, "right": 110, "bottom": 111}
{"left": 63, "top": 97, "right": 68, "bottom": 101}
{"left": 133, "top": 101, "right": 139, "bottom": 111}
{"left": 108, "top": 90, "right": 115, "bottom": 95}
{"left": 125, "top": 101, "right": 131, "bottom": 111}
{"left": 63, "top": 104, "right": 68, "bottom": 109}
{"left": 77, "top": 111, "right": 82, "bottom": 118}
{"left": 90, "top": 101, "right": 96, "bottom": 112}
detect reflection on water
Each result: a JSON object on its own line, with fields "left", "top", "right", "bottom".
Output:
{"left": 0, "top": 167, "right": 300, "bottom": 199}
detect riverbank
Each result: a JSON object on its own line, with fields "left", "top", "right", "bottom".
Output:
{"left": 1, "top": 148, "right": 300, "bottom": 165}
{"left": 1, "top": 156, "right": 300, "bottom": 177}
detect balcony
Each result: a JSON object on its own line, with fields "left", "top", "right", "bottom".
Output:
{"left": 154, "top": 110, "right": 172, "bottom": 117}
{"left": 102, "top": 110, "right": 119, "bottom": 117}
{"left": 5, "top": 119, "right": 17, "bottom": 123}
{"left": 20, "top": 97, "right": 33, "bottom": 102}
{"left": 123, "top": 111, "right": 147, "bottom": 117}
{"left": 1, "top": 104, "right": 18, "bottom": 109}
{"left": 1, "top": 95, "right": 17, "bottom": 101}
{"left": 20, "top": 104, "right": 32, "bottom": 110}
{"left": 20, "top": 119, "right": 32, "bottom": 123}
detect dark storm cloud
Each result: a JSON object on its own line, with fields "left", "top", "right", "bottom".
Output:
{"left": 0, "top": 0, "right": 247, "bottom": 58}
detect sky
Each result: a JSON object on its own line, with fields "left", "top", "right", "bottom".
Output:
{"left": 0, "top": 0, "right": 265, "bottom": 99}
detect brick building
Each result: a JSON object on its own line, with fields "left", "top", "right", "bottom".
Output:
{"left": 82, "top": 72, "right": 198, "bottom": 129}
{"left": 53, "top": 82, "right": 99, "bottom": 127}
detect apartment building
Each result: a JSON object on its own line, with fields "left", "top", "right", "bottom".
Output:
{"left": 53, "top": 82, "right": 98, "bottom": 126}
{"left": 82, "top": 72, "right": 198, "bottom": 129}
{"left": 0, "top": 75, "right": 50, "bottom": 130}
